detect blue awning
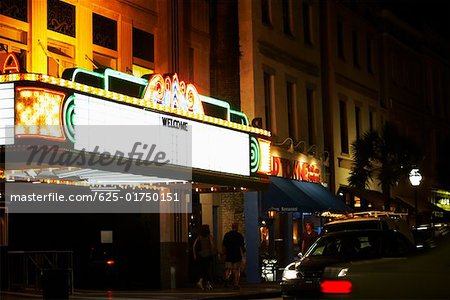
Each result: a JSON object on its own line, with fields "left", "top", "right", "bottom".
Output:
{"left": 262, "top": 176, "right": 350, "bottom": 213}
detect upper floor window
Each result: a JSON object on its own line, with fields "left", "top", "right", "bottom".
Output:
{"left": 303, "top": 2, "right": 312, "bottom": 45}
{"left": 0, "top": 0, "right": 28, "bottom": 22}
{"left": 261, "top": 0, "right": 272, "bottom": 26}
{"left": 282, "top": 0, "right": 293, "bottom": 36}
{"left": 366, "top": 35, "right": 374, "bottom": 74}
{"left": 47, "top": 39, "right": 74, "bottom": 77}
{"left": 47, "top": 0, "right": 76, "bottom": 37}
{"left": 355, "top": 106, "right": 361, "bottom": 138}
{"left": 352, "top": 28, "right": 359, "bottom": 68}
{"left": 306, "top": 88, "right": 315, "bottom": 145}
{"left": 337, "top": 19, "right": 345, "bottom": 60}
{"left": 286, "top": 81, "right": 296, "bottom": 138}
{"left": 132, "top": 28, "right": 154, "bottom": 77}
{"left": 132, "top": 27, "right": 154, "bottom": 63}
{"left": 263, "top": 72, "right": 274, "bottom": 131}
{"left": 339, "top": 100, "right": 349, "bottom": 154}
{"left": 93, "top": 13, "right": 117, "bottom": 51}
{"left": 93, "top": 52, "right": 117, "bottom": 70}
{"left": 0, "top": 40, "right": 27, "bottom": 72}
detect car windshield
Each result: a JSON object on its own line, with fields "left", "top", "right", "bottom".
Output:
{"left": 307, "top": 232, "right": 382, "bottom": 258}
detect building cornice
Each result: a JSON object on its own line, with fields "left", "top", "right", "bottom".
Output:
{"left": 335, "top": 73, "right": 379, "bottom": 101}
{"left": 258, "top": 41, "right": 320, "bottom": 77}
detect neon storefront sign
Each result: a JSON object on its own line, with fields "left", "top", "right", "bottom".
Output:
{"left": 271, "top": 156, "right": 321, "bottom": 183}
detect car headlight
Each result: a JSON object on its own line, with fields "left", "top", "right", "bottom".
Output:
{"left": 282, "top": 263, "right": 298, "bottom": 280}
{"left": 282, "top": 269, "right": 297, "bottom": 280}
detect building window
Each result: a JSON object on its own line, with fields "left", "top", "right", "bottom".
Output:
{"left": 132, "top": 27, "right": 154, "bottom": 77}
{"left": 366, "top": 35, "right": 374, "bottom": 74}
{"left": 302, "top": 2, "right": 312, "bottom": 45}
{"left": 263, "top": 72, "right": 273, "bottom": 131}
{"left": 369, "top": 110, "right": 374, "bottom": 131}
{"left": 282, "top": 0, "right": 293, "bottom": 36}
{"left": 132, "top": 64, "right": 153, "bottom": 78}
{"left": 337, "top": 19, "right": 345, "bottom": 60}
{"left": 132, "top": 27, "right": 154, "bottom": 63}
{"left": 261, "top": 0, "right": 271, "bottom": 26}
{"left": 47, "top": 0, "right": 76, "bottom": 37}
{"left": 0, "top": 0, "right": 28, "bottom": 22}
{"left": 355, "top": 106, "right": 361, "bottom": 138}
{"left": 339, "top": 100, "right": 349, "bottom": 154}
{"left": 93, "top": 13, "right": 117, "bottom": 50}
{"left": 286, "top": 81, "right": 296, "bottom": 138}
{"left": 352, "top": 28, "right": 359, "bottom": 68}
{"left": 47, "top": 40, "right": 74, "bottom": 77}
{"left": 306, "top": 88, "right": 315, "bottom": 146}
{"left": 93, "top": 52, "right": 117, "bottom": 70}
{"left": 0, "top": 40, "right": 27, "bottom": 71}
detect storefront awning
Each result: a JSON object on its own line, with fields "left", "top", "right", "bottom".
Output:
{"left": 262, "top": 177, "right": 350, "bottom": 213}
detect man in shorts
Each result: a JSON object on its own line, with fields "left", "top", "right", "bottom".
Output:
{"left": 222, "top": 222, "right": 246, "bottom": 288}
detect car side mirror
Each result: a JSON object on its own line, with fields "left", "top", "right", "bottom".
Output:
{"left": 298, "top": 252, "right": 303, "bottom": 259}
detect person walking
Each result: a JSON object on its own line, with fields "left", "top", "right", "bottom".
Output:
{"left": 222, "top": 222, "right": 246, "bottom": 289}
{"left": 301, "top": 221, "right": 319, "bottom": 254}
{"left": 193, "top": 224, "right": 216, "bottom": 290}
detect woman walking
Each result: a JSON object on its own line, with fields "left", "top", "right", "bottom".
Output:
{"left": 193, "top": 224, "right": 216, "bottom": 290}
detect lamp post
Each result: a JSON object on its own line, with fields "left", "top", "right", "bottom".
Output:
{"left": 409, "top": 168, "right": 422, "bottom": 225}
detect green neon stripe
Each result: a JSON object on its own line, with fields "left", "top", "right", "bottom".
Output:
{"left": 230, "top": 109, "right": 249, "bottom": 125}
{"left": 250, "top": 137, "right": 261, "bottom": 173}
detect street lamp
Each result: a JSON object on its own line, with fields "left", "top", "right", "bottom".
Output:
{"left": 268, "top": 208, "right": 277, "bottom": 220}
{"left": 409, "top": 168, "right": 422, "bottom": 224}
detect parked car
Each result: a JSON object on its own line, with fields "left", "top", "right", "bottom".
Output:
{"left": 320, "top": 233, "right": 450, "bottom": 299}
{"left": 280, "top": 229, "right": 415, "bottom": 299}
{"left": 322, "top": 212, "right": 414, "bottom": 244}
{"left": 412, "top": 223, "right": 449, "bottom": 250}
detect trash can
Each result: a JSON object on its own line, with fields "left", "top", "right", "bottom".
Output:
{"left": 42, "top": 269, "right": 69, "bottom": 299}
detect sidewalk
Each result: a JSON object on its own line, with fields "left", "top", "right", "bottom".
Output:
{"left": 1, "top": 281, "right": 281, "bottom": 300}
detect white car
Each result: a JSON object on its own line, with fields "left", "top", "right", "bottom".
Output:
{"left": 321, "top": 234, "right": 450, "bottom": 299}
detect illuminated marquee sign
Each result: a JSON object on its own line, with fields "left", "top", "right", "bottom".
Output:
{"left": 143, "top": 73, "right": 204, "bottom": 115}
{"left": 0, "top": 52, "right": 20, "bottom": 74}
{"left": 73, "top": 94, "right": 250, "bottom": 176}
{"left": 1, "top": 69, "right": 270, "bottom": 137}
{"left": 272, "top": 156, "right": 321, "bottom": 183}
{"left": 1, "top": 69, "right": 272, "bottom": 177}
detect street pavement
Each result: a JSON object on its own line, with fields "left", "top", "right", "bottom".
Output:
{"left": 0, "top": 282, "right": 281, "bottom": 300}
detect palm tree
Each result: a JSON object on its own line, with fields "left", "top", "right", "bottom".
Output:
{"left": 348, "top": 122, "right": 421, "bottom": 210}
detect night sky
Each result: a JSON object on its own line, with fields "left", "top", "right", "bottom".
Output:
{"left": 379, "top": 0, "right": 450, "bottom": 40}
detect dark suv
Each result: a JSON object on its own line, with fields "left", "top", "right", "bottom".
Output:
{"left": 280, "top": 229, "right": 415, "bottom": 299}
